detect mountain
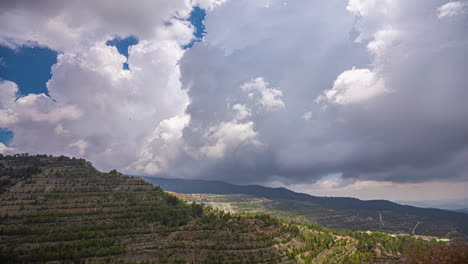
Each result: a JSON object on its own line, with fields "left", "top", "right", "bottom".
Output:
{"left": 0, "top": 154, "right": 465, "bottom": 263}
{"left": 0, "top": 155, "right": 300, "bottom": 262}
{"left": 140, "top": 176, "right": 468, "bottom": 238}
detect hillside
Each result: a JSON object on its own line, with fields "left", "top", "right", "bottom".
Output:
{"left": 0, "top": 154, "right": 462, "bottom": 263}
{"left": 141, "top": 177, "right": 468, "bottom": 238}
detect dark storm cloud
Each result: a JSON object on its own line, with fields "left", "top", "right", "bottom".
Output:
{"left": 169, "top": 0, "right": 468, "bottom": 185}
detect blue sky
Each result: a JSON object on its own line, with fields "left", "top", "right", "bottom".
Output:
{"left": 0, "top": 45, "right": 57, "bottom": 96}
{"left": 0, "top": 45, "right": 57, "bottom": 145}
{"left": 185, "top": 7, "right": 206, "bottom": 49}
{"left": 0, "top": 128, "right": 13, "bottom": 145}
{"left": 106, "top": 36, "right": 139, "bottom": 70}
{"left": 105, "top": 6, "right": 206, "bottom": 67}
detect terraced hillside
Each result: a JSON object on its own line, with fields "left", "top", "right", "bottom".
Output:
{"left": 0, "top": 155, "right": 454, "bottom": 263}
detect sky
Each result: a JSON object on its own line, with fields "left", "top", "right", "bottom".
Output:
{"left": 1, "top": 0, "right": 468, "bottom": 201}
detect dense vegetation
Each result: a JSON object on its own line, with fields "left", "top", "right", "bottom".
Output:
{"left": 0, "top": 153, "right": 46, "bottom": 194}
{"left": 0, "top": 154, "right": 465, "bottom": 263}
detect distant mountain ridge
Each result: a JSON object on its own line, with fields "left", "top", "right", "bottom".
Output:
{"left": 140, "top": 176, "right": 468, "bottom": 237}
{"left": 139, "top": 176, "right": 464, "bottom": 217}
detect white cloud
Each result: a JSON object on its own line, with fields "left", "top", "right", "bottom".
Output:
{"left": 0, "top": 143, "right": 15, "bottom": 154}
{"left": 201, "top": 121, "right": 259, "bottom": 159}
{"left": 316, "top": 68, "right": 386, "bottom": 105}
{"left": 54, "top": 124, "right": 69, "bottom": 135}
{"left": 44, "top": 39, "right": 189, "bottom": 171}
{"left": 271, "top": 177, "right": 468, "bottom": 201}
{"left": 69, "top": 139, "right": 88, "bottom": 156}
{"left": 0, "top": 81, "right": 82, "bottom": 126}
{"left": 154, "top": 115, "right": 190, "bottom": 142}
{"left": 240, "top": 77, "right": 285, "bottom": 111}
{"left": 0, "top": 110, "right": 17, "bottom": 127}
{"left": 0, "top": 80, "right": 18, "bottom": 109}
{"left": 14, "top": 94, "right": 82, "bottom": 123}
{"left": 0, "top": 0, "right": 194, "bottom": 173}
{"left": 193, "top": 0, "right": 229, "bottom": 11}
{"left": 346, "top": 0, "right": 392, "bottom": 17}
{"left": 302, "top": 111, "right": 313, "bottom": 121}
{"left": 198, "top": 101, "right": 260, "bottom": 160}
{"left": 126, "top": 114, "right": 190, "bottom": 175}
{"left": 0, "top": 81, "right": 19, "bottom": 126}
{"left": 0, "top": 0, "right": 195, "bottom": 50}
{"left": 437, "top": 1, "right": 468, "bottom": 18}
{"left": 366, "top": 27, "right": 401, "bottom": 56}
{"left": 346, "top": 0, "right": 397, "bottom": 45}
{"left": 232, "top": 104, "right": 251, "bottom": 121}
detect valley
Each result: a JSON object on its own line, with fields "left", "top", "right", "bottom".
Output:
{"left": 142, "top": 177, "right": 468, "bottom": 238}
